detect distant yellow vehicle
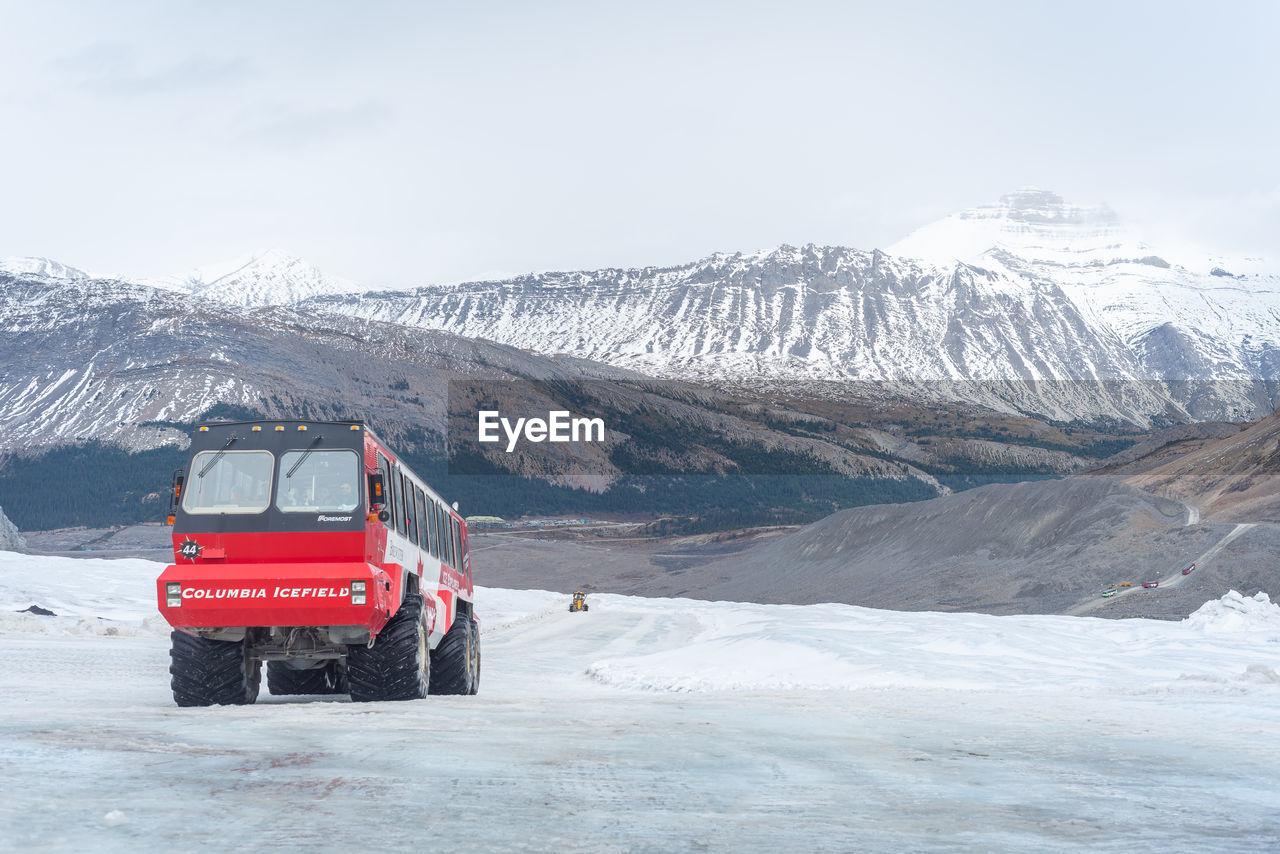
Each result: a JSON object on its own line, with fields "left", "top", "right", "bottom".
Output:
{"left": 1119, "top": 582, "right": 1133, "bottom": 588}
{"left": 1106, "top": 584, "right": 1118, "bottom": 590}
{"left": 569, "top": 591, "right": 589, "bottom": 612}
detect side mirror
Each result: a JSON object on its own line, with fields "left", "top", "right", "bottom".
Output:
{"left": 367, "top": 472, "right": 386, "bottom": 510}
{"left": 377, "top": 509, "right": 391, "bottom": 523}
{"left": 167, "top": 469, "right": 185, "bottom": 525}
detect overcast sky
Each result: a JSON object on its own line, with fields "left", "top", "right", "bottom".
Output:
{"left": 2, "top": 1, "right": 1278, "bottom": 287}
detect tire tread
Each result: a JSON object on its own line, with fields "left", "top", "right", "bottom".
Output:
{"left": 169, "top": 630, "right": 260, "bottom": 707}
{"left": 347, "top": 595, "right": 429, "bottom": 702}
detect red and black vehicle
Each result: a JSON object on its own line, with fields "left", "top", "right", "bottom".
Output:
{"left": 156, "top": 419, "right": 479, "bottom": 706}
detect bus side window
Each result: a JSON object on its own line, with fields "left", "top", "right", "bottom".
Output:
{"left": 446, "top": 515, "right": 457, "bottom": 569}
{"left": 434, "top": 501, "right": 445, "bottom": 562}
{"left": 438, "top": 502, "right": 451, "bottom": 566}
{"left": 396, "top": 471, "right": 409, "bottom": 537}
{"left": 460, "top": 527, "right": 470, "bottom": 578}
{"left": 415, "top": 488, "right": 427, "bottom": 552}
{"left": 428, "top": 500, "right": 439, "bottom": 559}
{"left": 451, "top": 518, "right": 462, "bottom": 574}
{"left": 405, "top": 478, "right": 419, "bottom": 546}
{"left": 427, "top": 501, "right": 437, "bottom": 560}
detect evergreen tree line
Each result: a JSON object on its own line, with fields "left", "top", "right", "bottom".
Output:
{"left": 0, "top": 441, "right": 938, "bottom": 533}
{"left": 0, "top": 443, "right": 186, "bottom": 531}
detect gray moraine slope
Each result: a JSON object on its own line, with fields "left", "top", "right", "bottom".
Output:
{"left": 683, "top": 477, "right": 1280, "bottom": 616}
{"left": 474, "top": 477, "right": 1280, "bottom": 618}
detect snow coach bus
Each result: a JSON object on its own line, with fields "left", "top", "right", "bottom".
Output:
{"left": 156, "top": 420, "right": 479, "bottom": 706}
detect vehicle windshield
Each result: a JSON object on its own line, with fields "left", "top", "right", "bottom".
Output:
{"left": 182, "top": 450, "right": 275, "bottom": 514}
{"left": 275, "top": 449, "right": 361, "bottom": 512}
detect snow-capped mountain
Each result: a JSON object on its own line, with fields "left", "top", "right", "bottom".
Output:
{"left": 0, "top": 257, "right": 89, "bottom": 280}
{"left": 297, "top": 190, "right": 1277, "bottom": 423}
{"left": 0, "top": 271, "right": 549, "bottom": 452}
{"left": 139, "top": 248, "right": 361, "bottom": 307}
{"left": 4, "top": 190, "right": 1277, "bottom": 428}
{"left": 0, "top": 269, "right": 957, "bottom": 498}
{"left": 306, "top": 246, "right": 1186, "bottom": 422}
{"left": 890, "top": 190, "right": 1280, "bottom": 419}
{"left": 888, "top": 188, "right": 1139, "bottom": 270}
{"left": 889, "top": 187, "right": 1272, "bottom": 277}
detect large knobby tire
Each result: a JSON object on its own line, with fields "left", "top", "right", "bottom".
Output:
{"left": 467, "top": 617, "right": 481, "bottom": 695}
{"left": 169, "top": 630, "right": 261, "bottom": 707}
{"left": 429, "top": 613, "right": 479, "bottom": 696}
{"left": 347, "top": 594, "right": 429, "bottom": 702}
{"left": 267, "top": 660, "right": 344, "bottom": 696}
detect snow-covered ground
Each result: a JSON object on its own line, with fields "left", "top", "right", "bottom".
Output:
{"left": 2, "top": 551, "right": 1279, "bottom": 852}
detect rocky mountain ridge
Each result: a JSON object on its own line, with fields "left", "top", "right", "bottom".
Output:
{"left": 0, "top": 269, "right": 996, "bottom": 492}
{"left": 300, "top": 190, "right": 1279, "bottom": 424}
{"left": 7, "top": 190, "right": 1277, "bottom": 426}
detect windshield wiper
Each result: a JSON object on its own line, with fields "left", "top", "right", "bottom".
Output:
{"left": 285, "top": 434, "right": 323, "bottom": 479}
{"left": 197, "top": 434, "right": 238, "bottom": 478}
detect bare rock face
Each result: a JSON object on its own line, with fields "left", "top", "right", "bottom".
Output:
{"left": 0, "top": 505, "right": 26, "bottom": 552}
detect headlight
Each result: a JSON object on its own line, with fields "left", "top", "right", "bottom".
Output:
{"left": 166, "top": 582, "right": 182, "bottom": 608}
{"left": 351, "top": 580, "right": 367, "bottom": 605}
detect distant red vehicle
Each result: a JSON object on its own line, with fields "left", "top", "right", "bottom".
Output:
{"left": 1143, "top": 581, "right": 1159, "bottom": 589}
{"left": 1182, "top": 563, "right": 1196, "bottom": 575}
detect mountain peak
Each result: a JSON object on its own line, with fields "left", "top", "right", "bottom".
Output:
{"left": 989, "top": 188, "right": 1119, "bottom": 227}
{"left": 0, "top": 256, "right": 90, "bottom": 280}
{"left": 888, "top": 189, "right": 1137, "bottom": 268}
{"left": 154, "top": 249, "right": 360, "bottom": 308}
{"left": 194, "top": 248, "right": 314, "bottom": 284}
